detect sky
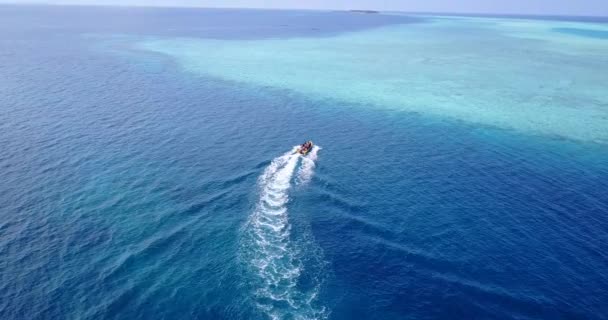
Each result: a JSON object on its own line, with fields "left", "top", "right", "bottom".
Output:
{"left": 1, "top": 0, "right": 607, "bottom": 17}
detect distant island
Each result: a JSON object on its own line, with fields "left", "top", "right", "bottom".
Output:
{"left": 349, "top": 10, "right": 379, "bottom": 14}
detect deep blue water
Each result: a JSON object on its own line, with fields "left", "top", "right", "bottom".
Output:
{"left": 1, "top": 5, "right": 608, "bottom": 320}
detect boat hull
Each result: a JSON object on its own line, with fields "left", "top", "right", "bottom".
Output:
{"left": 297, "top": 142, "right": 314, "bottom": 155}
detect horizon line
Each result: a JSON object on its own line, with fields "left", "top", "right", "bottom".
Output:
{"left": 1, "top": 2, "right": 608, "bottom": 18}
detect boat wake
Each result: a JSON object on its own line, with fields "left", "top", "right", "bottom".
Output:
{"left": 241, "top": 147, "right": 325, "bottom": 320}
{"left": 296, "top": 146, "right": 321, "bottom": 186}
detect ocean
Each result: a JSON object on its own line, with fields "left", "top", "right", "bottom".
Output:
{"left": 1, "top": 5, "right": 607, "bottom": 320}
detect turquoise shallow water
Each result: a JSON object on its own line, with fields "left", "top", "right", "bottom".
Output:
{"left": 553, "top": 27, "right": 608, "bottom": 39}
{"left": 138, "top": 15, "right": 608, "bottom": 144}
{"left": 1, "top": 5, "right": 608, "bottom": 320}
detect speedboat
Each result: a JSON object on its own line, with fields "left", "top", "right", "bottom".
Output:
{"left": 296, "top": 141, "right": 314, "bottom": 155}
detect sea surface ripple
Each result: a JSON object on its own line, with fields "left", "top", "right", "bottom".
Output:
{"left": 1, "top": 5, "right": 608, "bottom": 320}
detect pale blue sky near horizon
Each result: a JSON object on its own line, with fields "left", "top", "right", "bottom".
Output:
{"left": 0, "top": 0, "right": 607, "bottom": 16}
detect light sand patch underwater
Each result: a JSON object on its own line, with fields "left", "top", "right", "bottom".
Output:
{"left": 137, "top": 17, "right": 608, "bottom": 143}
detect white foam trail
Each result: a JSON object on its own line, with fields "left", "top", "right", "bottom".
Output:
{"left": 296, "top": 146, "right": 321, "bottom": 186}
{"left": 243, "top": 148, "right": 326, "bottom": 320}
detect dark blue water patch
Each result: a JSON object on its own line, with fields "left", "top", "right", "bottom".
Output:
{"left": 0, "top": 4, "right": 425, "bottom": 40}
{"left": 308, "top": 106, "right": 608, "bottom": 319}
{"left": 552, "top": 27, "right": 608, "bottom": 39}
